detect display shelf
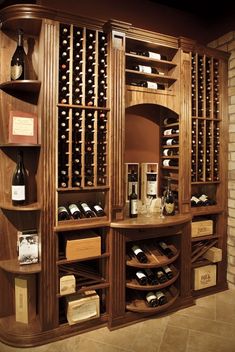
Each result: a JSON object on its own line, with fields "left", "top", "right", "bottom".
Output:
{"left": 0, "top": 259, "right": 41, "bottom": 274}
{"left": 126, "top": 84, "right": 175, "bottom": 95}
{"left": 126, "top": 267, "right": 179, "bottom": 290}
{"left": 0, "top": 81, "right": 41, "bottom": 94}
{"left": 55, "top": 218, "right": 110, "bottom": 232}
{"left": 0, "top": 202, "right": 41, "bottom": 211}
{"left": 57, "top": 103, "right": 110, "bottom": 111}
{"left": 125, "top": 69, "right": 176, "bottom": 85}
{"left": 126, "top": 285, "right": 179, "bottom": 313}
{"left": 57, "top": 252, "right": 110, "bottom": 265}
{"left": 191, "top": 206, "right": 223, "bottom": 216}
{"left": 191, "top": 234, "right": 220, "bottom": 242}
{"left": 126, "top": 245, "right": 179, "bottom": 268}
{"left": 57, "top": 282, "right": 109, "bottom": 298}
{"left": 125, "top": 53, "right": 177, "bottom": 69}
{"left": 57, "top": 186, "right": 110, "bottom": 192}
{"left": 0, "top": 144, "right": 41, "bottom": 148}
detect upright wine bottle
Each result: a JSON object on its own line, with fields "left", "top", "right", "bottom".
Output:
{"left": 129, "top": 184, "right": 138, "bottom": 218}
{"left": 146, "top": 171, "right": 157, "bottom": 198}
{"left": 12, "top": 151, "right": 27, "bottom": 205}
{"left": 11, "top": 29, "right": 27, "bottom": 80}
{"left": 163, "top": 177, "right": 175, "bottom": 215}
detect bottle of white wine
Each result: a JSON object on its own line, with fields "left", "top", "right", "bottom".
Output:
{"left": 12, "top": 151, "right": 27, "bottom": 206}
{"left": 11, "top": 29, "right": 27, "bottom": 80}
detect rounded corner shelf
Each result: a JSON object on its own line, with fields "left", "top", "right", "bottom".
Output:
{"left": 0, "top": 80, "right": 41, "bottom": 94}
{"left": 0, "top": 202, "right": 41, "bottom": 211}
{"left": 126, "top": 245, "right": 180, "bottom": 268}
{"left": 0, "top": 259, "right": 41, "bottom": 274}
{"left": 126, "top": 285, "right": 179, "bottom": 313}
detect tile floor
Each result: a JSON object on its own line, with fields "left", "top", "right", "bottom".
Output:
{"left": 0, "top": 288, "right": 235, "bottom": 352}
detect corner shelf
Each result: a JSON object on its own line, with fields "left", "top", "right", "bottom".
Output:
{"left": 0, "top": 259, "right": 41, "bottom": 274}
{"left": 0, "top": 80, "right": 41, "bottom": 94}
{"left": 0, "top": 202, "right": 41, "bottom": 211}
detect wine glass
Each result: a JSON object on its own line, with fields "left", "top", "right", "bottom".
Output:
{"left": 159, "top": 196, "right": 165, "bottom": 219}
{"left": 145, "top": 196, "right": 152, "bottom": 217}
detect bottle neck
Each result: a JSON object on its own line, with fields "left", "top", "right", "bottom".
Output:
{"left": 17, "top": 151, "right": 23, "bottom": 166}
{"left": 166, "top": 178, "right": 172, "bottom": 192}
{"left": 132, "top": 184, "right": 135, "bottom": 193}
{"left": 17, "top": 30, "right": 23, "bottom": 47}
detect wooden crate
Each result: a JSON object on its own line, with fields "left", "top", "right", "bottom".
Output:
{"left": 66, "top": 232, "right": 101, "bottom": 260}
{"left": 191, "top": 220, "right": 213, "bottom": 237}
{"left": 194, "top": 264, "right": 217, "bottom": 290}
{"left": 15, "top": 275, "right": 36, "bottom": 324}
{"left": 202, "top": 247, "right": 222, "bottom": 263}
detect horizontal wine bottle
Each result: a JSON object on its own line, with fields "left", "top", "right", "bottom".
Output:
{"left": 68, "top": 203, "right": 82, "bottom": 219}
{"left": 165, "top": 138, "right": 178, "bottom": 146}
{"left": 131, "top": 244, "right": 148, "bottom": 263}
{"left": 162, "top": 265, "right": 173, "bottom": 279}
{"left": 163, "top": 128, "right": 179, "bottom": 136}
{"left": 132, "top": 65, "right": 158, "bottom": 74}
{"left": 135, "top": 270, "right": 148, "bottom": 285}
{"left": 158, "top": 241, "right": 174, "bottom": 258}
{"left": 162, "top": 159, "right": 178, "bottom": 167}
{"left": 155, "top": 290, "right": 167, "bottom": 305}
{"left": 58, "top": 206, "right": 70, "bottom": 221}
{"left": 155, "top": 268, "right": 168, "bottom": 283}
{"left": 146, "top": 292, "right": 158, "bottom": 307}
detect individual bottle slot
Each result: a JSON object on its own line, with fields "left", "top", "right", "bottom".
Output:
{"left": 72, "top": 175, "right": 81, "bottom": 188}
{"left": 59, "top": 170, "right": 68, "bottom": 188}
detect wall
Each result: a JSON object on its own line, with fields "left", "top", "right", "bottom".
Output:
{"left": 209, "top": 32, "right": 235, "bottom": 288}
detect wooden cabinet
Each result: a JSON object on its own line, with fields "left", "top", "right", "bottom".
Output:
{"left": 0, "top": 5, "right": 228, "bottom": 347}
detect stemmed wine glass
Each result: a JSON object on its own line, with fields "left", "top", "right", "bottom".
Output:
{"left": 159, "top": 196, "right": 165, "bottom": 219}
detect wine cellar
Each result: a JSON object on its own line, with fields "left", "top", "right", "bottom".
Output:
{"left": 0, "top": 4, "right": 228, "bottom": 347}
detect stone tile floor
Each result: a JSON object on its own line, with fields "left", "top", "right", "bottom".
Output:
{"left": 1, "top": 288, "right": 235, "bottom": 352}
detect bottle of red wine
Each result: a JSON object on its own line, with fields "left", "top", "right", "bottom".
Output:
{"left": 131, "top": 244, "right": 148, "bottom": 263}
{"left": 162, "top": 265, "right": 173, "bottom": 279}
{"left": 79, "top": 202, "right": 95, "bottom": 217}
{"left": 146, "top": 292, "right": 158, "bottom": 307}
{"left": 135, "top": 270, "right": 148, "bottom": 285}
{"left": 58, "top": 206, "right": 70, "bottom": 221}
{"left": 12, "top": 150, "right": 27, "bottom": 205}
{"left": 93, "top": 203, "right": 105, "bottom": 217}
{"left": 11, "top": 29, "right": 27, "bottom": 80}
{"left": 155, "top": 268, "right": 168, "bottom": 283}
{"left": 145, "top": 268, "right": 158, "bottom": 285}
{"left": 129, "top": 183, "right": 138, "bottom": 218}
{"left": 68, "top": 203, "right": 82, "bottom": 219}
{"left": 158, "top": 241, "right": 174, "bottom": 258}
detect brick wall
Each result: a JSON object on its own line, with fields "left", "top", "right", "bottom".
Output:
{"left": 209, "top": 32, "right": 235, "bottom": 288}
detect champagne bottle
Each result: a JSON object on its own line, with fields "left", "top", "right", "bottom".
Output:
{"left": 163, "top": 177, "right": 175, "bottom": 215}
{"left": 131, "top": 244, "right": 148, "bottom": 263}
{"left": 135, "top": 270, "right": 148, "bottom": 285}
{"left": 129, "top": 184, "right": 138, "bottom": 218}
{"left": 12, "top": 150, "right": 27, "bottom": 205}
{"left": 11, "top": 29, "right": 27, "bottom": 80}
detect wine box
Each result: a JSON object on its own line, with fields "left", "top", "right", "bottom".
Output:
{"left": 17, "top": 230, "right": 39, "bottom": 265}
{"left": 65, "top": 231, "right": 101, "bottom": 260}
{"left": 194, "top": 264, "right": 217, "bottom": 290}
{"left": 141, "top": 163, "right": 158, "bottom": 202}
{"left": 66, "top": 290, "right": 100, "bottom": 325}
{"left": 15, "top": 275, "right": 36, "bottom": 324}
{"left": 202, "top": 247, "right": 222, "bottom": 263}
{"left": 191, "top": 220, "right": 213, "bottom": 237}
{"left": 60, "top": 275, "right": 76, "bottom": 295}
{"left": 9, "top": 110, "right": 38, "bottom": 144}
{"left": 125, "top": 163, "right": 139, "bottom": 202}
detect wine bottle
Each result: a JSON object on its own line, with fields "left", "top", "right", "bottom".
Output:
{"left": 162, "top": 159, "right": 178, "bottom": 167}
{"left": 155, "top": 268, "right": 168, "bottom": 283}
{"left": 93, "top": 203, "right": 105, "bottom": 217}
{"left": 163, "top": 128, "right": 179, "bottom": 136}
{"left": 129, "top": 184, "right": 138, "bottom": 218}
{"left": 158, "top": 241, "right": 174, "bottom": 258}
{"left": 12, "top": 150, "right": 27, "bottom": 205}
{"left": 145, "top": 268, "right": 158, "bottom": 285}
{"left": 132, "top": 65, "right": 158, "bottom": 74}
{"left": 79, "top": 202, "right": 95, "bottom": 217}
{"left": 163, "top": 149, "right": 178, "bottom": 156}
{"left": 146, "top": 292, "right": 158, "bottom": 307}
{"left": 135, "top": 270, "right": 148, "bottom": 285}
{"left": 68, "top": 203, "right": 82, "bottom": 219}
{"left": 191, "top": 196, "right": 203, "bottom": 207}
{"left": 163, "top": 117, "right": 179, "bottom": 125}
{"left": 59, "top": 170, "right": 68, "bottom": 188}
{"left": 165, "top": 138, "right": 178, "bottom": 146}
{"left": 155, "top": 290, "right": 167, "bottom": 305}
{"left": 163, "top": 177, "right": 175, "bottom": 215}
{"left": 162, "top": 265, "right": 173, "bottom": 279}
{"left": 11, "top": 29, "right": 27, "bottom": 80}
{"left": 131, "top": 244, "right": 148, "bottom": 263}
{"left": 146, "top": 171, "right": 157, "bottom": 198}
{"left": 58, "top": 206, "right": 70, "bottom": 221}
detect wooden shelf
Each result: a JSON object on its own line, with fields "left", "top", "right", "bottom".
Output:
{"left": 125, "top": 53, "right": 177, "bottom": 69}
{"left": 57, "top": 103, "right": 110, "bottom": 111}
{"left": 0, "top": 259, "right": 41, "bottom": 274}
{"left": 126, "top": 285, "right": 179, "bottom": 313}
{"left": 0, "top": 143, "right": 41, "bottom": 148}
{"left": 57, "top": 282, "right": 110, "bottom": 297}
{"left": 191, "top": 234, "right": 220, "bottom": 242}
{"left": 57, "top": 252, "right": 110, "bottom": 265}
{"left": 0, "top": 80, "right": 41, "bottom": 94}
{"left": 55, "top": 218, "right": 110, "bottom": 232}
{"left": 126, "top": 69, "right": 176, "bottom": 85}
{"left": 126, "top": 84, "right": 175, "bottom": 95}
{"left": 0, "top": 202, "right": 40, "bottom": 211}
{"left": 191, "top": 206, "right": 223, "bottom": 216}
{"left": 126, "top": 267, "right": 179, "bottom": 290}
{"left": 126, "top": 245, "right": 179, "bottom": 268}
{"left": 57, "top": 186, "right": 110, "bottom": 192}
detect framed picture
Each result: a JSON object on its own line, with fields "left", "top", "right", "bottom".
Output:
{"left": 9, "top": 110, "right": 37, "bottom": 144}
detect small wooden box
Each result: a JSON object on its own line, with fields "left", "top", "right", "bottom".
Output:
{"left": 194, "top": 264, "right": 217, "bottom": 290}
{"left": 65, "top": 231, "right": 101, "bottom": 260}
{"left": 66, "top": 290, "right": 100, "bottom": 325}
{"left": 202, "top": 247, "right": 222, "bottom": 263}
{"left": 60, "top": 275, "right": 76, "bottom": 295}
{"left": 191, "top": 220, "right": 213, "bottom": 237}
{"left": 15, "top": 275, "right": 36, "bottom": 324}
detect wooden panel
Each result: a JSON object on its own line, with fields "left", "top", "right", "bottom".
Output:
{"left": 38, "top": 19, "right": 58, "bottom": 330}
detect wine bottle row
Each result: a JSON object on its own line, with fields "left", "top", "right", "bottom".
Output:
{"left": 59, "top": 23, "right": 108, "bottom": 107}
{"left": 191, "top": 53, "right": 220, "bottom": 119}
{"left": 128, "top": 241, "right": 175, "bottom": 264}
{"left": 58, "top": 107, "right": 108, "bottom": 188}
{"left": 58, "top": 201, "right": 105, "bottom": 221}
{"left": 131, "top": 264, "right": 174, "bottom": 286}
{"left": 191, "top": 194, "right": 216, "bottom": 207}
{"left": 191, "top": 118, "right": 220, "bottom": 183}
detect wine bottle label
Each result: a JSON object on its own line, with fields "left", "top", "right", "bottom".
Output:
{"left": 136, "top": 271, "right": 146, "bottom": 279}
{"left": 159, "top": 242, "right": 167, "bottom": 249}
{"left": 191, "top": 196, "right": 200, "bottom": 204}
{"left": 147, "top": 181, "right": 157, "bottom": 196}
{"left": 81, "top": 203, "right": 90, "bottom": 212}
{"left": 164, "top": 129, "right": 174, "bottom": 136}
{"left": 138, "top": 65, "right": 152, "bottom": 74}
{"left": 163, "top": 149, "right": 172, "bottom": 156}
{"left": 148, "top": 52, "right": 161, "bottom": 60}
{"left": 58, "top": 206, "right": 67, "bottom": 213}
{"left": 130, "top": 199, "right": 138, "bottom": 215}
{"left": 165, "top": 202, "right": 175, "bottom": 214}
{"left": 132, "top": 245, "right": 142, "bottom": 256}
{"left": 146, "top": 292, "right": 157, "bottom": 303}
{"left": 146, "top": 81, "right": 158, "bottom": 89}
{"left": 12, "top": 185, "right": 25, "bottom": 201}
{"left": 199, "top": 194, "right": 208, "bottom": 201}
{"left": 69, "top": 204, "right": 78, "bottom": 215}
{"left": 94, "top": 205, "right": 102, "bottom": 212}
{"left": 163, "top": 266, "right": 172, "bottom": 274}
{"left": 163, "top": 160, "right": 170, "bottom": 167}
{"left": 166, "top": 139, "right": 174, "bottom": 145}
{"left": 11, "top": 64, "right": 23, "bottom": 80}
{"left": 155, "top": 291, "right": 165, "bottom": 300}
